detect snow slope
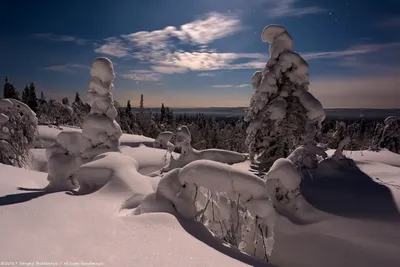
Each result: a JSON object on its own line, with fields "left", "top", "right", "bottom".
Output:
{"left": 0, "top": 164, "right": 265, "bottom": 267}
{"left": 2, "top": 126, "right": 400, "bottom": 266}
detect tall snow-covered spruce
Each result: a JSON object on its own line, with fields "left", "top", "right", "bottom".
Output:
{"left": 245, "top": 25, "right": 325, "bottom": 172}
{"left": 82, "top": 57, "right": 122, "bottom": 158}
{"left": 44, "top": 57, "right": 122, "bottom": 192}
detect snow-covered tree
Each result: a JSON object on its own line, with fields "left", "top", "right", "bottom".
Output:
{"left": 44, "top": 57, "right": 122, "bottom": 192}
{"left": 61, "top": 97, "right": 69, "bottom": 106}
{"left": 377, "top": 116, "right": 400, "bottom": 153}
{"left": 3, "top": 76, "right": 20, "bottom": 100}
{"left": 245, "top": 25, "right": 325, "bottom": 172}
{"left": 0, "top": 98, "right": 38, "bottom": 167}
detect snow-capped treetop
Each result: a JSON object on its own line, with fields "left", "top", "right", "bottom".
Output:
{"left": 90, "top": 57, "right": 115, "bottom": 86}
{"left": 175, "top": 125, "right": 191, "bottom": 147}
{"left": 262, "top": 25, "right": 294, "bottom": 60}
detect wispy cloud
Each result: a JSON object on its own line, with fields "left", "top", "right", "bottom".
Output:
{"left": 198, "top": 73, "right": 216, "bottom": 77}
{"left": 378, "top": 16, "right": 400, "bottom": 27}
{"left": 94, "top": 37, "right": 130, "bottom": 58}
{"left": 34, "top": 33, "right": 87, "bottom": 45}
{"left": 43, "top": 64, "right": 89, "bottom": 73}
{"left": 120, "top": 70, "right": 161, "bottom": 81}
{"left": 213, "top": 85, "right": 233, "bottom": 88}
{"left": 303, "top": 42, "right": 400, "bottom": 60}
{"left": 95, "top": 10, "right": 400, "bottom": 81}
{"left": 263, "top": 0, "right": 326, "bottom": 18}
{"left": 213, "top": 84, "right": 250, "bottom": 88}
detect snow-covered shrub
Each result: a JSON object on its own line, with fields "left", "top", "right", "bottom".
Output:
{"left": 153, "top": 125, "right": 248, "bottom": 174}
{"left": 332, "top": 136, "right": 351, "bottom": 158}
{"left": 139, "top": 159, "right": 275, "bottom": 260}
{"left": 377, "top": 116, "right": 400, "bottom": 153}
{"left": 245, "top": 25, "right": 325, "bottom": 172}
{"left": 264, "top": 158, "right": 306, "bottom": 214}
{"left": 0, "top": 99, "right": 38, "bottom": 167}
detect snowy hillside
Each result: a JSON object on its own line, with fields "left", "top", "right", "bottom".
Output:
{"left": 1, "top": 123, "right": 400, "bottom": 266}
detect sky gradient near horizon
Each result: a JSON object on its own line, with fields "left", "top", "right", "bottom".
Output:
{"left": 1, "top": 0, "right": 400, "bottom": 108}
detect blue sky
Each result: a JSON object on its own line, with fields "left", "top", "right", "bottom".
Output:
{"left": 1, "top": 0, "right": 400, "bottom": 108}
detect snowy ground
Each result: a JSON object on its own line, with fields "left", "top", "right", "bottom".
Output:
{"left": 1, "top": 126, "right": 400, "bottom": 267}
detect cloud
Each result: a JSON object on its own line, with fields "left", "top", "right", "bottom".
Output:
{"left": 213, "top": 84, "right": 250, "bottom": 88}
{"left": 198, "top": 73, "right": 216, "bottom": 77}
{"left": 34, "top": 33, "right": 87, "bottom": 45}
{"left": 94, "top": 37, "right": 130, "bottom": 58}
{"left": 96, "top": 12, "right": 241, "bottom": 59}
{"left": 120, "top": 70, "right": 161, "bottom": 81}
{"left": 95, "top": 9, "right": 400, "bottom": 80}
{"left": 378, "top": 16, "right": 400, "bottom": 27}
{"left": 263, "top": 0, "right": 326, "bottom": 18}
{"left": 43, "top": 64, "right": 89, "bottom": 73}
{"left": 151, "top": 65, "right": 188, "bottom": 74}
{"left": 213, "top": 85, "right": 233, "bottom": 88}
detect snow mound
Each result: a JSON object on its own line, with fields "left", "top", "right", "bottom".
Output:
{"left": 154, "top": 131, "right": 174, "bottom": 149}
{"left": 179, "top": 159, "right": 267, "bottom": 201}
{"left": 73, "top": 152, "right": 153, "bottom": 197}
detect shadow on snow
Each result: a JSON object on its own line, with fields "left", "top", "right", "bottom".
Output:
{"left": 301, "top": 157, "right": 400, "bottom": 221}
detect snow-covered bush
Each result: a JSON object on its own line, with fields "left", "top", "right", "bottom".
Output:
{"left": 44, "top": 57, "right": 122, "bottom": 192}
{"left": 139, "top": 159, "right": 275, "bottom": 260}
{"left": 153, "top": 125, "right": 248, "bottom": 174}
{"left": 0, "top": 99, "right": 38, "bottom": 167}
{"left": 153, "top": 131, "right": 174, "bottom": 149}
{"left": 37, "top": 100, "right": 74, "bottom": 126}
{"left": 245, "top": 25, "right": 325, "bottom": 172}
{"left": 377, "top": 116, "right": 400, "bottom": 153}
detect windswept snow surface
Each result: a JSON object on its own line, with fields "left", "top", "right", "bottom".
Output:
{"left": 0, "top": 165, "right": 263, "bottom": 267}
{"left": 3, "top": 125, "right": 400, "bottom": 267}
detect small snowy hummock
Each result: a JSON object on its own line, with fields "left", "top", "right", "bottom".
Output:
{"left": 153, "top": 131, "right": 174, "bottom": 150}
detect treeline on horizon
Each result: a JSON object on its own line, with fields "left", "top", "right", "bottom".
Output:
{"left": 2, "top": 76, "right": 399, "bottom": 154}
